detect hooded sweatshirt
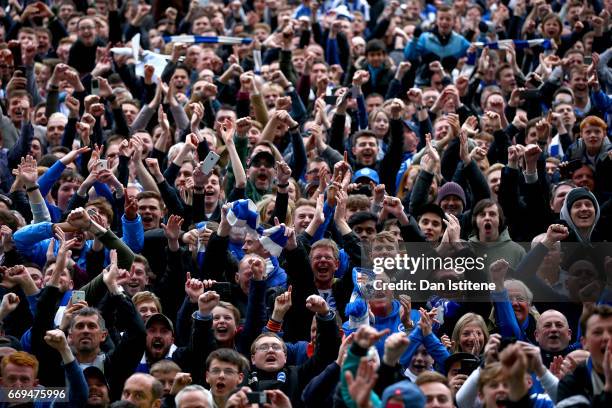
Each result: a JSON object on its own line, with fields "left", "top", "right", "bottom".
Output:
{"left": 559, "top": 187, "right": 601, "bottom": 244}
{"left": 468, "top": 228, "right": 526, "bottom": 270}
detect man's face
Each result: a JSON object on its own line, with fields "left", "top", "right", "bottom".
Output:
{"left": 262, "top": 88, "right": 280, "bottom": 109}
{"left": 151, "top": 371, "right": 176, "bottom": 397}
{"left": 206, "top": 360, "right": 244, "bottom": 400}
{"left": 1, "top": 363, "right": 37, "bottom": 388}
{"left": 59, "top": 4, "right": 75, "bottom": 22}
{"left": 9, "top": 96, "right": 30, "bottom": 124}
{"left": 487, "top": 170, "right": 501, "bottom": 197}
{"left": 236, "top": 259, "right": 255, "bottom": 294}
{"left": 306, "top": 161, "right": 328, "bottom": 183}
{"left": 310, "top": 63, "right": 328, "bottom": 83}
{"left": 581, "top": 314, "right": 612, "bottom": 371}
{"left": 44, "top": 264, "right": 74, "bottom": 293}
{"left": 410, "top": 345, "right": 433, "bottom": 374}
{"left": 436, "top": 11, "right": 454, "bottom": 35}
{"left": 570, "top": 71, "right": 588, "bottom": 93}
{"left": 248, "top": 157, "right": 275, "bottom": 191}
{"left": 371, "top": 239, "right": 398, "bottom": 262}
{"left": 418, "top": 213, "right": 443, "bottom": 242}
{"left": 581, "top": 124, "right": 604, "bottom": 152}
{"left": 185, "top": 46, "right": 201, "bottom": 69}
{"left": 105, "top": 142, "right": 121, "bottom": 169}
{"left": 121, "top": 375, "right": 160, "bottom": 408}
{"left": 554, "top": 104, "right": 576, "bottom": 126}
{"left": 33, "top": 106, "right": 47, "bottom": 126}
{"left": 86, "top": 376, "right": 110, "bottom": 407}
{"left": 172, "top": 69, "right": 189, "bottom": 92}
{"left": 212, "top": 306, "right": 237, "bottom": 344}
{"left": 251, "top": 336, "right": 286, "bottom": 372}
{"left": 146, "top": 322, "right": 174, "bottom": 361}
{"left": 551, "top": 184, "right": 572, "bottom": 213}
{"left": 192, "top": 16, "right": 211, "bottom": 35}
{"left": 366, "top": 50, "right": 385, "bottom": 69}
{"left": 137, "top": 301, "right": 159, "bottom": 323}
{"left": 27, "top": 267, "right": 43, "bottom": 289}
{"left": 476, "top": 204, "right": 500, "bottom": 242}
{"left": 57, "top": 181, "right": 80, "bottom": 214}
{"left": 122, "top": 103, "right": 139, "bottom": 126}
{"left": 570, "top": 198, "right": 596, "bottom": 230}
{"left": 439, "top": 195, "right": 463, "bottom": 217}
{"left": 419, "top": 382, "right": 453, "bottom": 408}
{"left": 124, "top": 262, "right": 149, "bottom": 296}
{"left": 47, "top": 116, "right": 67, "bottom": 146}
{"left": 479, "top": 375, "right": 509, "bottom": 408}
{"left": 423, "top": 90, "right": 439, "bottom": 108}
{"left": 572, "top": 166, "right": 595, "bottom": 191}
{"left": 204, "top": 174, "right": 221, "bottom": 206}
{"left": 138, "top": 198, "right": 163, "bottom": 230}
{"left": 30, "top": 139, "right": 43, "bottom": 162}
{"left": 434, "top": 119, "right": 450, "bottom": 140}
{"left": 536, "top": 311, "right": 572, "bottom": 352}
{"left": 352, "top": 220, "right": 377, "bottom": 243}
{"left": 241, "top": 233, "right": 266, "bottom": 257}
{"left": 78, "top": 18, "right": 97, "bottom": 46}
{"left": 353, "top": 136, "right": 378, "bottom": 166}
{"left": 310, "top": 247, "right": 339, "bottom": 286}
{"left": 293, "top": 205, "right": 315, "bottom": 234}
{"left": 69, "top": 314, "right": 107, "bottom": 355}
{"left": 498, "top": 68, "right": 516, "bottom": 92}
{"left": 365, "top": 95, "right": 384, "bottom": 113}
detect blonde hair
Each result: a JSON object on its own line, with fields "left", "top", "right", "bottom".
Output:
{"left": 451, "top": 313, "right": 489, "bottom": 353}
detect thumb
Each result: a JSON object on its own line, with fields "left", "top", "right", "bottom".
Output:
{"left": 287, "top": 285, "right": 292, "bottom": 293}
{"left": 186, "top": 271, "right": 192, "bottom": 281}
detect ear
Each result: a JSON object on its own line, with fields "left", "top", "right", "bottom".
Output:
{"left": 69, "top": 280, "right": 74, "bottom": 290}
{"left": 100, "top": 329, "right": 108, "bottom": 343}
{"left": 534, "top": 329, "right": 540, "bottom": 343}
{"left": 580, "top": 335, "right": 587, "bottom": 350}
{"left": 235, "top": 272, "right": 240, "bottom": 284}
{"left": 205, "top": 372, "right": 211, "bottom": 386}
{"left": 251, "top": 355, "right": 256, "bottom": 365}
{"left": 352, "top": 145, "right": 357, "bottom": 156}
{"left": 238, "top": 372, "right": 244, "bottom": 384}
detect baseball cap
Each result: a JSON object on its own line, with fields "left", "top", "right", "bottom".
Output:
{"left": 352, "top": 167, "right": 380, "bottom": 184}
{"left": 381, "top": 380, "right": 425, "bottom": 408}
{"left": 145, "top": 313, "right": 174, "bottom": 333}
{"left": 249, "top": 151, "right": 275, "bottom": 168}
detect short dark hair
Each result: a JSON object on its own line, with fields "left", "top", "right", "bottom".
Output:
{"left": 70, "top": 307, "right": 106, "bottom": 331}
{"left": 348, "top": 211, "right": 378, "bottom": 229}
{"left": 365, "top": 39, "right": 386, "bottom": 55}
{"left": 351, "top": 130, "right": 377, "bottom": 147}
{"left": 206, "top": 348, "right": 249, "bottom": 372}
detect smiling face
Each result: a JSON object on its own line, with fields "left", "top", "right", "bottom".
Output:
{"left": 137, "top": 301, "right": 159, "bottom": 323}
{"left": 352, "top": 135, "right": 378, "bottom": 166}
{"left": 535, "top": 311, "right": 572, "bottom": 352}
{"left": 581, "top": 124, "right": 604, "bottom": 154}
{"left": 570, "top": 198, "right": 596, "bottom": 231}
{"left": 419, "top": 382, "right": 453, "bottom": 408}
{"left": 505, "top": 281, "right": 530, "bottom": 324}
{"left": 206, "top": 359, "right": 243, "bottom": 400}
{"left": 8, "top": 95, "right": 30, "bottom": 125}
{"left": 371, "top": 111, "right": 389, "bottom": 137}
{"left": 309, "top": 246, "right": 339, "bottom": 288}
{"left": 43, "top": 262, "right": 74, "bottom": 293}
{"left": 123, "top": 261, "right": 149, "bottom": 297}
{"left": 571, "top": 166, "right": 595, "bottom": 191}
{"left": 86, "top": 375, "right": 110, "bottom": 407}
{"left": 146, "top": 321, "right": 174, "bottom": 362}
{"left": 459, "top": 322, "right": 486, "bottom": 354}
{"left": 436, "top": 10, "right": 454, "bottom": 35}
{"left": 409, "top": 345, "right": 433, "bottom": 374}
{"left": 293, "top": 205, "right": 315, "bottom": 234}
{"left": 251, "top": 336, "right": 287, "bottom": 372}
{"left": 212, "top": 306, "right": 237, "bottom": 345}
{"left": 479, "top": 374, "right": 509, "bottom": 408}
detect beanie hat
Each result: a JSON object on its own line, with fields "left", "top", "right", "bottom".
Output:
{"left": 381, "top": 380, "right": 426, "bottom": 408}
{"left": 436, "top": 182, "right": 466, "bottom": 207}
{"left": 565, "top": 187, "right": 597, "bottom": 211}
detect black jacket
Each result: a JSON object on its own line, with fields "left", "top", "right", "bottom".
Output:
{"left": 557, "top": 362, "right": 612, "bottom": 407}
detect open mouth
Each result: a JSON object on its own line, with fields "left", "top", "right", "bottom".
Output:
{"left": 141, "top": 215, "right": 153, "bottom": 224}
{"left": 257, "top": 174, "right": 268, "bottom": 182}
{"left": 484, "top": 222, "right": 492, "bottom": 232}
{"left": 265, "top": 355, "right": 277, "bottom": 363}
{"left": 152, "top": 339, "right": 165, "bottom": 350}
{"left": 215, "top": 383, "right": 226, "bottom": 392}
{"left": 496, "top": 396, "right": 509, "bottom": 408}
{"left": 548, "top": 334, "right": 560, "bottom": 341}
{"left": 412, "top": 363, "right": 426, "bottom": 371}
{"left": 216, "top": 326, "right": 228, "bottom": 336}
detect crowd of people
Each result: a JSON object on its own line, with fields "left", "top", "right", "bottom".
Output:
{"left": 0, "top": 0, "right": 611, "bottom": 407}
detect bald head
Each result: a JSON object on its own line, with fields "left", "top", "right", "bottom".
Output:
{"left": 535, "top": 310, "right": 572, "bottom": 352}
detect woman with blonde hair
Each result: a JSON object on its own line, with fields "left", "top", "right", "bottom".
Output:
{"left": 451, "top": 312, "right": 490, "bottom": 355}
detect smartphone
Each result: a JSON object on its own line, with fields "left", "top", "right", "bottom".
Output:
{"left": 210, "top": 282, "right": 232, "bottom": 300}
{"left": 584, "top": 55, "right": 593, "bottom": 65}
{"left": 458, "top": 359, "right": 480, "bottom": 376}
{"left": 200, "top": 151, "right": 220, "bottom": 175}
{"left": 72, "top": 290, "right": 86, "bottom": 304}
{"left": 323, "top": 95, "right": 337, "bottom": 105}
{"left": 519, "top": 89, "right": 540, "bottom": 100}
{"left": 8, "top": 42, "right": 22, "bottom": 67}
{"left": 14, "top": 66, "right": 26, "bottom": 78}
{"left": 246, "top": 392, "right": 269, "bottom": 405}
{"left": 91, "top": 78, "right": 100, "bottom": 96}
{"left": 94, "top": 159, "right": 108, "bottom": 172}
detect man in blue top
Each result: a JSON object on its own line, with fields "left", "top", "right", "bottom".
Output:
{"left": 404, "top": 5, "right": 470, "bottom": 85}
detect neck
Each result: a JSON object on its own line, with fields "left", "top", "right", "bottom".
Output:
{"left": 204, "top": 199, "right": 218, "bottom": 213}
{"left": 578, "top": 226, "right": 591, "bottom": 240}
{"left": 214, "top": 394, "right": 228, "bottom": 408}
{"left": 315, "top": 279, "right": 333, "bottom": 290}
{"left": 586, "top": 145, "right": 600, "bottom": 156}
{"left": 76, "top": 349, "right": 100, "bottom": 364}
{"left": 574, "top": 93, "right": 588, "bottom": 107}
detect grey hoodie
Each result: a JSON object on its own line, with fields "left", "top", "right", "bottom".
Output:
{"left": 559, "top": 191, "right": 601, "bottom": 244}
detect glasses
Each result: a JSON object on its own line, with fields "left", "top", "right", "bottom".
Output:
{"left": 312, "top": 255, "right": 335, "bottom": 262}
{"left": 250, "top": 160, "right": 273, "bottom": 168}
{"left": 79, "top": 25, "right": 95, "bottom": 31}
{"left": 255, "top": 343, "right": 283, "bottom": 352}
{"left": 208, "top": 368, "right": 239, "bottom": 376}
{"left": 508, "top": 295, "right": 528, "bottom": 303}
